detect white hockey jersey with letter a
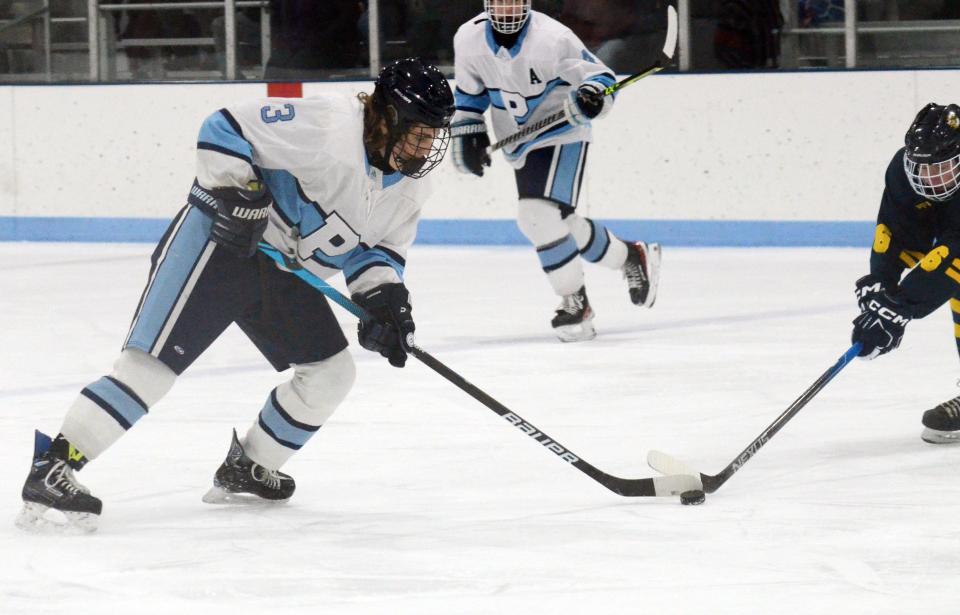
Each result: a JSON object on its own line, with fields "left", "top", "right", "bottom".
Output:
{"left": 194, "top": 93, "right": 430, "bottom": 295}
{"left": 453, "top": 10, "right": 617, "bottom": 168}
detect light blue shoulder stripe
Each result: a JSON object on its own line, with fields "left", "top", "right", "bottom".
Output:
{"left": 197, "top": 111, "right": 253, "bottom": 161}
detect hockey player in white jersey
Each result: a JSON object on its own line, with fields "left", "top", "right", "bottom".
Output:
{"left": 17, "top": 58, "right": 454, "bottom": 532}
{"left": 450, "top": 0, "right": 661, "bottom": 342}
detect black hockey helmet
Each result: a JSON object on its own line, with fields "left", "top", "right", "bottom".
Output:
{"left": 903, "top": 103, "right": 960, "bottom": 201}
{"left": 375, "top": 57, "right": 455, "bottom": 129}
{"left": 369, "top": 57, "right": 454, "bottom": 178}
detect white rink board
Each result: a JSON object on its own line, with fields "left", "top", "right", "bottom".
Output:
{"left": 0, "top": 88, "right": 14, "bottom": 212}
{"left": 1, "top": 69, "right": 956, "bottom": 223}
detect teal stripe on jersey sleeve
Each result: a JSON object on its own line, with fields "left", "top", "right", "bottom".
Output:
{"left": 455, "top": 86, "right": 490, "bottom": 114}
{"left": 343, "top": 247, "right": 405, "bottom": 285}
{"left": 259, "top": 168, "right": 304, "bottom": 226}
{"left": 585, "top": 72, "right": 617, "bottom": 98}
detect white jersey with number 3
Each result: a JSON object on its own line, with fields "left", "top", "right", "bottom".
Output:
{"left": 193, "top": 93, "right": 430, "bottom": 295}
{"left": 453, "top": 10, "right": 617, "bottom": 168}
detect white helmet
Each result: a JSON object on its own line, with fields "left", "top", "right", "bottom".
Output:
{"left": 484, "top": 0, "right": 531, "bottom": 34}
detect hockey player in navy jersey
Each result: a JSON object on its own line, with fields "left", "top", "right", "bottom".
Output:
{"left": 851, "top": 102, "right": 960, "bottom": 444}
{"left": 450, "top": 0, "right": 661, "bottom": 342}
{"left": 17, "top": 58, "right": 454, "bottom": 532}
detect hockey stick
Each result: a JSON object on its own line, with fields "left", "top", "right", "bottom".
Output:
{"left": 487, "top": 3, "right": 679, "bottom": 154}
{"left": 258, "top": 243, "right": 699, "bottom": 498}
{"left": 647, "top": 343, "right": 863, "bottom": 494}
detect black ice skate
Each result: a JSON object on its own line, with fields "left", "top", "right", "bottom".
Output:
{"left": 16, "top": 431, "right": 101, "bottom": 534}
{"left": 551, "top": 286, "right": 597, "bottom": 342}
{"left": 921, "top": 396, "right": 960, "bottom": 444}
{"left": 623, "top": 241, "right": 661, "bottom": 307}
{"left": 202, "top": 429, "right": 295, "bottom": 504}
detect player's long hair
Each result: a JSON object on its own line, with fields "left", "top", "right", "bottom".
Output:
{"left": 358, "top": 92, "right": 391, "bottom": 157}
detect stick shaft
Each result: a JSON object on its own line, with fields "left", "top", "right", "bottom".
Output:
{"left": 701, "top": 344, "right": 862, "bottom": 492}
{"left": 257, "top": 243, "right": 696, "bottom": 497}
{"left": 488, "top": 64, "right": 662, "bottom": 154}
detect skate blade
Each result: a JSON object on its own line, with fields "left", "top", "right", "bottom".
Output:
{"left": 643, "top": 243, "right": 661, "bottom": 308}
{"left": 15, "top": 502, "right": 98, "bottom": 534}
{"left": 921, "top": 427, "right": 960, "bottom": 444}
{"left": 554, "top": 321, "right": 597, "bottom": 343}
{"left": 202, "top": 485, "right": 290, "bottom": 506}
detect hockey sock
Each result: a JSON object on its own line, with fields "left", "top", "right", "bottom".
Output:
{"left": 517, "top": 198, "right": 585, "bottom": 295}
{"left": 242, "top": 350, "right": 355, "bottom": 470}
{"left": 60, "top": 348, "right": 176, "bottom": 460}
{"left": 566, "top": 214, "right": 628, "bottom": 270}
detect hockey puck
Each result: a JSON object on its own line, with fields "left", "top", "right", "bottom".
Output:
{"left": 680, "top": 490, "right": 706, "bottom": 506}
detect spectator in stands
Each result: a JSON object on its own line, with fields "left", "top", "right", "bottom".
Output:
{"left": 116, "top": 0, "right": 207, "bottom": 79}
{"left": 559, "top": 0, "right": 670, "bottom": 74}
{"left": 798, "top": 0, "right": 844, "bottom": 27}
{"left": 405, "top": 0, "right": 562, "bottom": 65}
{"left": 358, "top": 0, "right": 408, "bottom": 62}
{"left": 265, "top": 0, "right": 365, "bottom": 79}
{"left": 405, "top": 1, "right": 476, "bottom": 64}
{"left": 714, "top": 0, "right": 783, "bottom": 68}
{"left": 211, "top": 8, "right": 262, "bottom": 75}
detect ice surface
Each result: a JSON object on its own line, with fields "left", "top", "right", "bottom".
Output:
{"left": 2, "top": 243, "right": 960, "bottom": 613}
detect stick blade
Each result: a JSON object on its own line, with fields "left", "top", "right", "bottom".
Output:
{"left": 647, "top": 450, "right": 702, "bottom": 489}
{"left": 652, "top": 473, "right": 703, "bottom": 496}
{"left": 663, "top": 4, "right": 679, "bottom": 59}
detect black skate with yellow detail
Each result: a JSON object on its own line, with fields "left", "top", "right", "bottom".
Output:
{"left": 202, "top": 429, "right": 295, "bottom": 504}
{"left": 17, "top": 431, "right": 101, "bottom": 534}
{"left": 922, "top": 395, "right": 960, "bottom": 444}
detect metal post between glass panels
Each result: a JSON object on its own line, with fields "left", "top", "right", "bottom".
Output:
{"left": 260, "top": 1, "right": 270, "bottom": 69}
{"left": 42, "top": 1, "right": 51, "bottom": 80}
{"left": 368, "top": 0, "right": 380, "bottom": 78}
{"left": 224, "top": 0, "right": 236, "bottom": 79}
{"left": 88, "top": 0, "right": 99, "bottom": 80}
{"left": 678, "top": 0, "right": 690, "bottom": 71}
{"left": 844, "top": 0, "right": 857, "bottom": 68}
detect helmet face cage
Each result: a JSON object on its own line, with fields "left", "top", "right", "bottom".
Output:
{"left": 903, "top": 151, "right": 960, "bottom": 201}
{"left": 484, "top": 0, "right": 531, "bottom": 34}
{"left": 389, "top": 121, "right": 451, "bottom": 179}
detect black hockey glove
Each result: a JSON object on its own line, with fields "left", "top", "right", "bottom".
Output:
{"left": 854, "top": 274, "right": 885, "bottom": 312}
{"left": 851, "top": 291, "right": 911, "bottom": 360}
{"left": 563, "top": 83, "right": 607, "bottom": 126}
{"left": 209, "top": 185, "right": 272, "bottom": 258}
{"left": 450, "top": 120, "right": 492, "bottom": 177}
{"left": 352, "top": 283, "right": 415, "bottom": 368}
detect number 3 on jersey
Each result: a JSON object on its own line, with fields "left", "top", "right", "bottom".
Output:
{"left": 261, "top": 103, "right": 296, "bottom": 124}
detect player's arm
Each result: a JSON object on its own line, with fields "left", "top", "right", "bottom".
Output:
{"left": 556, "top": 30, "right": 618, "bottom": 127}
{"left": 855, "top": 151, "right": 929, "bottom": 308}
{"left": 851, "top": 151, "right": 947, "bottom": 358}
{"left": 894, "top": 228, "right": 960, "bottom": 319}
{"left": 343, "top": 206, "right": 417, "bottom": 368}
{"left": 450, "top": 27, "right": 492, "bottom": 177}
{"left": 194, "top": 107, "right": 272, "bottom": 257}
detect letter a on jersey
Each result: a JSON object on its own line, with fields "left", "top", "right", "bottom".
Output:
{"left": 529, "top": 69, "right": 542, "bottom": 85}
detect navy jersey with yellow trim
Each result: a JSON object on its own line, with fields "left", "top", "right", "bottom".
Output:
{"left": 870, "top": 147, "right": 960, "bottom": 318}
